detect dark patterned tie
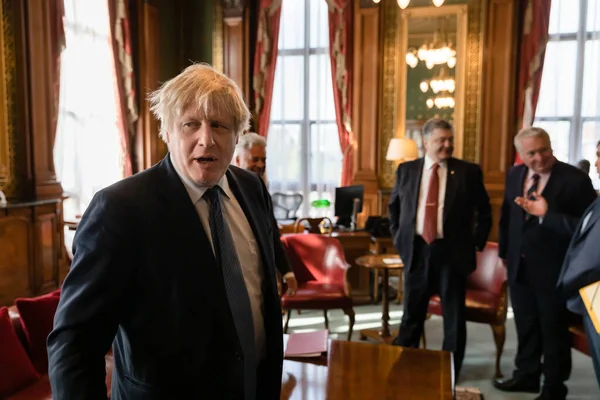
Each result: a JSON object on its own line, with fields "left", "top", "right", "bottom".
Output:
{"left": 422, "top": 163, "right": 439, "bottom": 244}
{"left": 203, "top": 186, "right": 256, "bottom": 400}
{"left": 525, "top": 174, "right": 540, "bottom": 220}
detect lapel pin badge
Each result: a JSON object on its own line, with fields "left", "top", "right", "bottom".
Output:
{"left": 450, "top": 170, "right": 455, "bottom": 175}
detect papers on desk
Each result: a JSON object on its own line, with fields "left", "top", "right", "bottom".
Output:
{"left": 580, "top": 280, "right": 600, "bottom": 334}
{"left": 382, "top": 257, "right": 402, "bottom": 265}
{"left": 284, "top": 330, "right": 328, "bottom": 358}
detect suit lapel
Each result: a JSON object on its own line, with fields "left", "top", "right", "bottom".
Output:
{"left": 443, "top": 157, "right": 458, "bottom": 223}
{"left": 411, "top": 158, "right": 425, "bottom": 220}
{"left": 576, "top": 202, "right": 600, "bottom": 242}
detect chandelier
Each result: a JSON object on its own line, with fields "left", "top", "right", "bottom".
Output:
{"left": 371, "top": 0, "right": 445, "bottom": 8}
{"left": 426, "top": 92, "right": 455, "bottom": 109}
{"left": 406, "top": 18, "right": 456, "bottom": 69}
{"left": 420, "top": 65, "right": 455, "bottom": 94}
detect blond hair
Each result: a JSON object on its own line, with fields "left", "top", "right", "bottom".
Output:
{"left": 514, "top": 126, "right": 551, "bottom": 153}
{"left": 148, "top": 63, "right": 251, "bottom": 141}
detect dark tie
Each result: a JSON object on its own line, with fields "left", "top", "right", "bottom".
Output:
{"left": 203, "top": 187, "right": 256, "bottom": 400}
{"left": 527, "top": 173, "right": 540, "bottom": 200}
{"left": 422, "top": 163, "right": 439, "bottom": 244}
{"left": 525, "top": 174, "right": 540, "bottom": 221}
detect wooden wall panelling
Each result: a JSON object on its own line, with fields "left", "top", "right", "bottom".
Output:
{"left": 222, "top": 1, "right": 249, "bottom": 101}
{"left": 24, "top": 0, "right": 62, "bottom": 199}
{"left": 0, "top": 208, "right": 33, "bottom": 305}
{"left": 134, "top": 0, "right": 165, "bottom": 172}
{"left": 353, "top": 0, "right": 381, "bottom": 221}
{"left": 479, "top": 0, "right": 520, "bottom": 242}
{"left": 33, "top": 203, "right": 59, "bottom": 293}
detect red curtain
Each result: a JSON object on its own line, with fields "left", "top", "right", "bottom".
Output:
{"left": 253, "top": 0, "right": 282, "bottom": 138}
{"left": 514, "top": 0, "right": 552, "bottom": 164}
{"left": 108, "top": 0, "right": 136, "bottom": 177}
{"left": 49, "top": 0, "right": 66, "bottom": 157}
{"left": 327, "top": 0, "right": 354, "bottom": 186}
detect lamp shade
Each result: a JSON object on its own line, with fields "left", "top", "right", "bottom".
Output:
{"left": 386, "top": 138, "right": 418, "bottom": 162}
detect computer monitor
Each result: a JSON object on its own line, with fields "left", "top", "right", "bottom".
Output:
{"left": 334, "top": 185, "right": 364, "bottom": 228}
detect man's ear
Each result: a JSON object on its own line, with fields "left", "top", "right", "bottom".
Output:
{"left": 234, "top": 155, "right": 240, "bottom": 166}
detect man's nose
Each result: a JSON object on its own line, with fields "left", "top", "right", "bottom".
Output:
{"left": 197, "top": 124, "right": 214, "bottom": 147}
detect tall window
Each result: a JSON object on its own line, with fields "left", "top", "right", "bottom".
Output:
{"left": 54, "top": 0, "right": 126, "bottom": 219}
{"left": 535, "top": 0, "right": 600, "bottom": 188}
{"left": 266, "top": 0, "right": 342, "bottom": 217}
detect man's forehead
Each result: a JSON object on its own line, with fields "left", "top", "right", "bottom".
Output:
{"left": 521, "top": 136, "right": 549, "bottom": 150}
{"left": 180, "top": 107, "right": 231, "bottom": 121}
{"left": 432, "top": 128, "right": 453, "bottom": 137}
{"left": 249, "top": 145, "right": 266, "bottom": 156}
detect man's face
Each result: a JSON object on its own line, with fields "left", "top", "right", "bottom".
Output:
{"left": 166, "top": 108, "right": 237, "bottom": 187}
{"left": 518, "top": 136, "right": 554, "bottom": 174}
{"left": 595, "top": 144, "right": 600, "bottom": 177}
{"left": 236, "top": 145, "right": 266, "bottom": 178}
{"left": 424, "top": 128, "right": 454, "bottom": 162}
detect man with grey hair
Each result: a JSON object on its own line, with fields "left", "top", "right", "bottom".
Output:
{"left": 48, "top": 64, "right": 283, "bottom": 399}
{"left": 388, "top": 117, "right": 492, "bottom": 380}
{"left": 496, "top": 126, "right": 596, "bottom": 399}
{"left": 233, "top": 132, "right": 298, "bottom": 295}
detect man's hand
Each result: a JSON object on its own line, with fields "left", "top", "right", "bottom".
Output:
{"left": 283, "top": 272, "right": 297, "bottom": 296}
{"left": 514, "top": 191, "right": 548, "bottom": 217}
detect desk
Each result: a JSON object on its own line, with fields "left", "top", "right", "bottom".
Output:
{"left": 281, "top": 340, "right": 453, "bottom": 400}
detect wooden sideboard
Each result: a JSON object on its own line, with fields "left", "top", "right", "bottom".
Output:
{"left": 0, "top": 199, "right": 67, "bottom": 306}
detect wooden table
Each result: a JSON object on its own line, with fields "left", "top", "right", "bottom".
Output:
{"left": 281, "top": 340, "right": 453, "bottom": 400}
{"left": 355, "top": 254, "right": 403, "bottom": 344}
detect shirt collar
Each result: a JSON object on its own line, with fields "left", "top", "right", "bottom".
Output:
{"left": 170, "top": 153, "right": 231, "bottom": 204}
{"left": 424, "top": 155, "right": 447, "bottom": 170}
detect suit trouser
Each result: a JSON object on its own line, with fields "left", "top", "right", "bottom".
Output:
{"left": 393, "top": 236, "right": 467, "bottom": 378}
{"left": 510, "top": 257, "right": 571, "bottom": 393}
{"left": 584, "top": 313, "right": 600, "bottom": 389}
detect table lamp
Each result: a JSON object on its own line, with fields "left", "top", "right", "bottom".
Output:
{"left": 385, "top": 137, "right": 418, "bottom": 164}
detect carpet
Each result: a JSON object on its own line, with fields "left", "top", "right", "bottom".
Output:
{"left": 456, "top": 386, "right": 483, "bottom": 400}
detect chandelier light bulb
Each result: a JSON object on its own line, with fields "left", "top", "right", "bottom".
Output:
{"left": 420, "top": 81, "right": 429, "bottom": 93}
{"left": 405, "top": 52, "right": 418, "bottom": 68}
{"left": 447, "top": 56, "right": 457, "bottom": 68}
{"left": 426, "top": 99, "right": 434, "bottom": 109}
{"left": 372, "top": 0, "right": 381, "bottom": 3}
{"left": 432, "top": 0, "right": 445, "bottom": 6}
{"left": 397, "top": 0, "right": 411, "bottom": 9}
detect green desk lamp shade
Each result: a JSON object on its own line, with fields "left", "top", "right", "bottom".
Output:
{"left": 311, "top": 199, "right": 331, "bottom": 208}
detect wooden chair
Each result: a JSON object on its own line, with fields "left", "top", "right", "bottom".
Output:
{"left": 280, "top": 234, "right": 355, "bottom": 340}
{"left": 293, "top": 217, "right": 334, "bottom": 235}
{"left": 426, "top": 242, "right": 508, "bottom": 378}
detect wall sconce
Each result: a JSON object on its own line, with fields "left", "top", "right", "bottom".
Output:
{"left": 386, "top": 138, "right": 418, "bottom": 164}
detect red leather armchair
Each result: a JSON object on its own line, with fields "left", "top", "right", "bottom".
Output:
{"left": 427, "top": 242, "right": 508, "bottom": 378}
{"left": 280, "top": 234, "right": 355, "bottom": 341}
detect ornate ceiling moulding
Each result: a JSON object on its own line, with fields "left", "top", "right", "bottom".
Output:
{"left": 221, "top": 0, "right": 245, "bottom": 22}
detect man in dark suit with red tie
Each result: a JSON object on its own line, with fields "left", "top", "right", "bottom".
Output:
{"left": 495, "top": 127, "right": 597, "bottom": 400}
{"left": 388, "top": 118, "right": 492, "bottom": 380}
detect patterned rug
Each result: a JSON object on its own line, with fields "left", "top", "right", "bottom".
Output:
{"left": 456, "top": 386, "right": 483, "bottom": 400}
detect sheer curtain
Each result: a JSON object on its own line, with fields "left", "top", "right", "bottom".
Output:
{"left": 54, "top": 0, "right": 127, "bottom": 219}
{"left": 535, "top": 0, "right": 600, "bottom": 188}
{"left": 266, "top": 0, "right": 342, "bottom": 218}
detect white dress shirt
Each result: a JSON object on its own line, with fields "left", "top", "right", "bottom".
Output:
{"left": 171, "top": 156, "right": 266, "bottom": 360}
{"left": 416, "top": 155, "right": 447, "bottom": 238}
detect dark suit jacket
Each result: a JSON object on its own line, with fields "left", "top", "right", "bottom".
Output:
{"left": 558, "top": 198, "right": 600, "bottom": 314}
{"left": 48, "top": 155, "right": 283, "bottom": 400}
{"left": 498, "top": 161, "right": 597, "bottom": 286}
{"left": 388, "top": 157, "right": 492, "bottom": 275}
{"left": 271, "top": 214, "right": 292, "bottom": 275}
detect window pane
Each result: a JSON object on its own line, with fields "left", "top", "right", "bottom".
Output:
{"left": 279, "top": 0, "right": 305, "bottom": 50}
{"left": 309, "top": 54, "right": 336, "bottom": 121}
{"left": 266, "top": 124, "right": 302, "bottom": 191}
{"left": 310, "top": 123, "right": 342, "bottom": 188}
{"left": 270, "top": 56, "right": 305, "bottom": 121}
{"left": 536, "top": 41, "right": 578, "bottom": 117}
{"left": 582, "top": 40, "right": 600, "bottom": 117}
{"left": 548, "top": 0, "right": 580, "bottom": 35}
{"left": 533, "top": 120, "right": 571, "bottom": 162}
{"left": 581, "top": 121, "right": 600, "bottom": 188}
{"left": 587, "top": 0, "right": 600, "bottom": 32}
{"left": 309, "top": 0, "right": 329, "bottom": 48}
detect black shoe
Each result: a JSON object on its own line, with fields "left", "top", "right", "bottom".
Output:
{"left": 534, "top": 385, "right": 567, "bottom": 400}
{"left": 493, "top": 377, "right": 540, "bottom": 393}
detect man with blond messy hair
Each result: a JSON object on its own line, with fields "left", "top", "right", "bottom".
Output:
{"left": 48, "top": 64, "right": 284, "bottom": 400}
